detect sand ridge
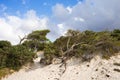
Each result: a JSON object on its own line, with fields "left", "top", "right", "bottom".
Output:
{"left": 2, "top": 52, "right": 120, "bottom": 80}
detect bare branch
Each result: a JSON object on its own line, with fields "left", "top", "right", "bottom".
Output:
{"left": 64, "top": 42, "right": 82, "bottom": 55}
{"left": 67, "top": 37, "right": 71, "bottom": 50}
{"left": 18, "top": 35, "right": 27, "bottom": 44}
{"left": 71, "top": 42, "right": 83, "bottom": 49}
{"left": 59, "top": 41, "right": 84, "bottom": 74}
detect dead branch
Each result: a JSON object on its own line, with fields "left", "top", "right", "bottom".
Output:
{"left": 18, "top": 35, "right": 27, "bottom": 44}
{"left": 67, "top": 37, "right": 71, "bottom": 50}
{"left": 59, "top": 38, "right": 84, "bottom": 74}
{"left": 64, "top": 42, "right": 83, "bottom": 55}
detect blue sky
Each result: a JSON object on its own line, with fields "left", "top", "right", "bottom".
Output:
{"left": 0, "top": 0, "right": 120, "bottom": 44}
{"left": 0, "top": 0, "right": 81, "bottom": 16}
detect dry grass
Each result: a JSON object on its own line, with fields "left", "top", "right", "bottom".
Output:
{"left": 0, "top": 68, "right": 14, "bottom": 80}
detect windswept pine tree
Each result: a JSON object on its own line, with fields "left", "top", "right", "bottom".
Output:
{"left": 22, "top": 29, "right": 50, "bottom": 52}
{"left": 41, "top": 29, "right": 120, "bottom": 65}
{"left": 0, "top": 29, "right": 120, "bottom": 79}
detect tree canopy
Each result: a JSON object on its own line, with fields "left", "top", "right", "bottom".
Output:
{"left": 22, "top": 29, "right": 50, "bottom": 51}
{"left": 0, "top": 29, "right": 50, "bottom": 71}
{"left": 41, "top": 29, "right": 120, "bottom": 65}
{"left": 0, "top": 29, "right": 120, "bottom": 79}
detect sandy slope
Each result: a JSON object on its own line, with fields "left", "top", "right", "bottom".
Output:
{"left": 2, "top": 52, "right": 120, "bottom": 80}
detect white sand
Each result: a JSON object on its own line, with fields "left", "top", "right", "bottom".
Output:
{"left": 2, "top": 52, "right": 120, "bottom": 80}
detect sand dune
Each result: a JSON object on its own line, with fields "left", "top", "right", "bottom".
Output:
{"left": 2, "top": 52, "right": 120, "bottom": 80}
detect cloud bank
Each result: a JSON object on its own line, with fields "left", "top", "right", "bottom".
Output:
{"left": 53, "top": 0, "right": 120, "bottom": 32}
{"left": 0, "top": 0, "right": 120, "bottom": 44}
{"left": 0, "top": 10, "right": 49, "bottom": 44}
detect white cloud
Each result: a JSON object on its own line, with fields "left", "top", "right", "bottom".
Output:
{"left": 0, "top": 10, "right": 49, "bottom": 44}
{"left": 66, "top": 7, "right": 72, "bottom": 14}
{"left": 57, "top": 23, "right": 66, "bottom": 36}
{"left": 74, "top": 17, "right": 85, "bottom": 22}
{"left": 52, "top": 4, "right": 70, "bottom": 22}
{"left": 52, "top": 0, "right": 120, "bottom": 32}
{"left": 1, "top": 0, "right": 120, "bottom": 44}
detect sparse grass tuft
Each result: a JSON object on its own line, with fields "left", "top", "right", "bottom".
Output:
{"left": 0, "top": 68, "right": 14, "bottom": 79}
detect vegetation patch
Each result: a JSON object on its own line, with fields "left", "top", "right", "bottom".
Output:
{"left": 0, "top": 29, "right": 120, "bottom": 78}
{"left": 42, "top": 29, "right": 120, "bottom": 65}
{"left": 0, "top": 68, "right": 14, "bottom": 79}
{"left": 0, "top": 29, "right": 50, "bottom": 78}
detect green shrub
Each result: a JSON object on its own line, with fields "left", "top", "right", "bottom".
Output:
{"left": 6, "top": 45, "right": 35, "bottom": 70}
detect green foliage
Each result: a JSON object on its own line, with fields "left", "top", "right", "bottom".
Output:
{"left": 0, "top": 29, "right": 50, "bottom": 72}
{"left": 82, "top": 30, "right": 97, "bottom": 44}
{"left": 65, "top": 29, "right": 81, "bottom": 36}
{"left": 111, "top": 29, "right": 120, "bottom": 40}
{"left": 54, "top": 36, "right": 68, "bottom": 51}
{"left": 0, "top": 30, "right": 51, "bottom": 78}
{"left": 41, "top": 43, "right": 59, "bottom": 65}
{"left": 0, "top": 43, "right": 35, "bottom": 70}
{"left": 6, "top": 45, "right": 35, "bottom": 70}
{"left": 0, "top": 49, "right": 8, "bottom": 68}
{"left": 44, "top": 43, "right": 57, "bottom": 58}
{"left": 23, "top": 29, "right": 50, "bottom": 51}
{"left": 0, "top": 41, "right": 37, "bottom": 71}
{"left": 0, "top": 41, "right": 11, "bottom": 69}
{"left": 53, "top": 29, "right": 120, "bottom": 61}
{"left": 27, "top": 29, "right": 50, "bottom": 41}
{"left": 0, "top": 41, "right": 11, "bottom": 50}
{"left": 0, "top": 29, "right": 120, "bottom": 78}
